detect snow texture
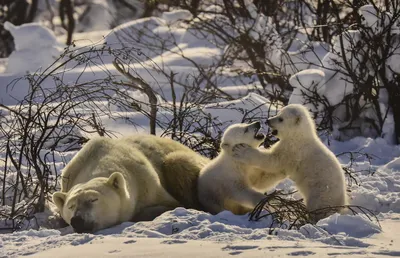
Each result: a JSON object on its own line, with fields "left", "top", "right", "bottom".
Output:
{"left": 1, "top": 3, "right": 400, "bottom": 258}
{"left": 3, "top": 21, "right": 63, "bottom": 74}
{"left": 288, "top": 6, "right": 400, "bottom": 144}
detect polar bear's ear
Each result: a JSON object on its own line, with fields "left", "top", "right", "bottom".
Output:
{"left": 53, "top": 192, "right": 67, "bottom": 210}
{"left": 107, "top": 172, "right": 127, "bottom": 192}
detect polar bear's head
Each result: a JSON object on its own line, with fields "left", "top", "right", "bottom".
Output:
{"left": 267, "top": 104, "right": 316, "bottom": 140}
{"left": 52, "top": 172, "right": 128, "bottom": 233}
{"left": 221, "top": 121, "right": 265, "bottom": 151}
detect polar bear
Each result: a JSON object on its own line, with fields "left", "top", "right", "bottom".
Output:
{"left": 232, "top": 104, "right": 348, "bottom": 221}
{"left": 198, "top": 121, "right": 286, "bottom": 215}
{"left": 52, "top": 134, "right": 208, "bottom": 233}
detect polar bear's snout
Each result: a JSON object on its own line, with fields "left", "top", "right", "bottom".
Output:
{"left": 70, "top": 215, "right": 95, "bottom": 233}
{"left": 247, "top": 121, "right": 264, "bottom": 140}
{"left": 266, "top": 117, "right": 279, "bottom": 136}
{"left": 70, "top": 202, "right": 97, "bottom": 233}
{"left": 221, "top": 121, "right": 265, "bottom": 148}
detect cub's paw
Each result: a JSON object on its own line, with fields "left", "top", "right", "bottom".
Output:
{"left": 232, "top": 143, "right": 254, "bottom": 161}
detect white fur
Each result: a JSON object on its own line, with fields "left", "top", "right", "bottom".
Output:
{"left": 232, "top": 104, "right": 348, "bottom": 221}
{"left": 198, "top": 122, "right": 286, "bottom": 215}
{"left": 53, "top": 135, "right": 208, "bottom": 233}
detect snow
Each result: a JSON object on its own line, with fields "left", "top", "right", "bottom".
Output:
{"left": 1, "top": 213, "right": 400, "bottom": 257}
{"left": 162, "top": 10, "right": 193, "bottom": 25}
{"left": 359, "top": 5, "right": 397, "bottom": 34}
{"left": 75, "top": 0, "right": 117, "bottom": 32}
{"left": 3, "top": 21, "right": 63, "bottom": 74}
{"left": 203, "top": 93, "right": 281, "bottom": 129}
{"left": 287, "top": 5, "right": 400, "bottom": 143}
{"left": 1, "top": 2, "right": 400, "bottom": 258}
{"left": 3, "top": 21, "right": 59, "bottom": 51}
{"left": 288, "top": 69, "right": 326, "bottom": 113}
{"left": 315, "top": 214, "right": 381, "bottom": 238}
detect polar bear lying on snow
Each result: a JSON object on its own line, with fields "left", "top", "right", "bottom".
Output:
{"left": 198, "top": 121, "right": 286, "bottom": 215}
{"left": 232, "top": 104, "right": 348, "bottom": 221}
{"left": 52, "top": 134, "right": 208, "bottom": 233}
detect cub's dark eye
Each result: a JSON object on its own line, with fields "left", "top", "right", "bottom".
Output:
{"left": 278, "top": 118, "right": 284, "bottom": 122}
{"left": 244, "top": 127, "right": 249, "bottom": 133}
{"left": 90, "top": 198, "right": 98, "bottom": 203}
{"left": 68, "top": 204, "right": 75, "bottom": 210}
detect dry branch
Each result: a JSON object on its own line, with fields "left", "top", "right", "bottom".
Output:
{"left": 113, "top": 59, "right": 158, "bottom": 135}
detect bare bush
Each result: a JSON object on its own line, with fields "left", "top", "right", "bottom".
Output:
{"left": 249, "top": 190, "right": 310, "bottom": 233}
{"left": 249, "top": 190, "right": 380, "bottom": 233}
{"left": 289, "top": 0, "right": 400, "bottom": 144}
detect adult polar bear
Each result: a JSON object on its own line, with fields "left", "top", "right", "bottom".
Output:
{"left": 232, "top": 104, "right": 348, "bottom": 221}
{"left": 198, "top": 121, "right": 286, "bottom": 215}
{"left": 52, "top": 134, "right": 208, "bottom": 233}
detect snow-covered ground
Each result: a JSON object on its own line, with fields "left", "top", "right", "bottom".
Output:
{"left": 1, "top": 210, "right": 400, "bottom": 257}
{"left": 1, "top": 3, "right": 400, "bottom": 257}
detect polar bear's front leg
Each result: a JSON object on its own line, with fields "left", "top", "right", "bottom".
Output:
{"left": 232, "top": 144, "right": 277, "bottom": 169}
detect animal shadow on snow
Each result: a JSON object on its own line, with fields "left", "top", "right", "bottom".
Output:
{"left": 222, "top": 244, "right": 260, "bottom": 256}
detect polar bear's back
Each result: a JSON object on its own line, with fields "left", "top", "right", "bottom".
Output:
{"left": 61, "top": 136, "right": 158, "bottom": 192}
{"left": 117, "top": 134, "right": 195, "bottom": 171}
{"left": 118, "top": 134, "right": 209, "bottom": 209}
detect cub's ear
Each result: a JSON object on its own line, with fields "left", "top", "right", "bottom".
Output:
{"left": 52, "top": 192, "right": 67, "bottom": 210}
{"left": 107, "top": 172, "right": 127, "bottom": 192}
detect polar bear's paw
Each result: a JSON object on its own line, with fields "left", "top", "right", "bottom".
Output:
{"left": 232, "top": 143, "right": 257, "bottom": 161}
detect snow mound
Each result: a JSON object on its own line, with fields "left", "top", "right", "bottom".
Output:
{"left": 287, "top": 4, "right": 399, "bottom": 143}
{"left": 316, "top": 214, "right": 381, "bottom": 238}
{"left": 3, "top": 208, "right": 380, "bottom": 252}
{"left": 122, "top": 209, "right": 378, "bottom": 246}
{"left": 381, "top": 157, "right": 400, "bottom": 171}
{"left": 4, "top": 21, "right": 59, "bottom": 51}
{"left": 162, "top": 10, "right": 193, "bottom": 25}
{"left": 104, "top": 17, "right": 185, "bottom": 60}
{"left": 4, "top": 22, "right": 63, "bottom": 74}
{"left": 289, "top": 69, "right": 326, "bottom": 93}
{"left": 359, "top": 5, "right": 396, "bottom": 34}
{"left": 11, "top": 229, "right": 61, "bottom": 238}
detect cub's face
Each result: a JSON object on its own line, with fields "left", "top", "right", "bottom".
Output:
{"left": 267, "top": 104, "right": 307, "bottom": 139}
{"left": 221, "top": 121, "right": 265, "bottom": 149}
{"left": 53, "top": 172, "right": 126, "bottom": 233}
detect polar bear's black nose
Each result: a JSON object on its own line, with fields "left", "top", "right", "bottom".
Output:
{"left": 71, "top": 216, "right": 86, "bottom": 233}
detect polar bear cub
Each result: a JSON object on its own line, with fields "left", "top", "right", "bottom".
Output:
{"left": 198, "top": 121, "right": 286, "bottom": 215}
{"left": 232, "top": 104, "right": 348, "bottom": 221}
